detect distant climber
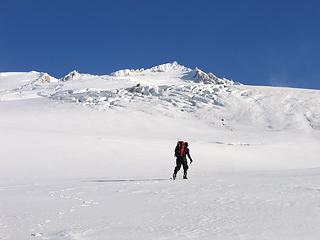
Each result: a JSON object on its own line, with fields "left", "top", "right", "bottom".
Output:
{"left": 173, "top": 141, "right": 193, "bottom": 180}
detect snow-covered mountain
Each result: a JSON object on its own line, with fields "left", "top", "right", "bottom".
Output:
{"left": 1, "top": 62, "right": 320, "bottom": 240}
{"left": 1, "top": 62, "right": 319, "bottom": 132}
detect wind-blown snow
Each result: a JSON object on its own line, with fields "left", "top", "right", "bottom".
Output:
{"left": 0, "top": 62, "right": 320, "bottom": 240}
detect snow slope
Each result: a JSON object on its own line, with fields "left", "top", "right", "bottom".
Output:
{"left": 0, "top": 62, "right": 320, "bottom": 240}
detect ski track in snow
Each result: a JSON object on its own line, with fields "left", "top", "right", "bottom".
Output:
{"left": 1, "top": 171, "right": 320, "bottom": 240}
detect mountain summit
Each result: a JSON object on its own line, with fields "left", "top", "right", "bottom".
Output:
{"left": 111, "top": 61, "right": 191, "bottom": 77}
{"left": 0, "top": 62, "right": 319, "bottom": 132}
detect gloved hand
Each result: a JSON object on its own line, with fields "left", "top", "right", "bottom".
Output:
{"left": 190, "top": 159, "right": 193, "bottom": 164}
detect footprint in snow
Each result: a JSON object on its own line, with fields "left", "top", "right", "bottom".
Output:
{"left": 80, "top": 200, "right": 99, "bottom": 207}
{"left": 30, "top": 232, "right": 43, "bottom": 238}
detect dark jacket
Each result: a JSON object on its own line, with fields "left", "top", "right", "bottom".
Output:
{"left": 174, "top": 145, "right": 181, "bottom": 158}
{"left": 184, "top": 147, "right": 193, "bottom": 162}
{"left": 175, "top": 145, "right": 193, "bottom": 162}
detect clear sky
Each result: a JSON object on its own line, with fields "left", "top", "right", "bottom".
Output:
{"left": 1, "top": 0, "right": 319, "bottom": 89}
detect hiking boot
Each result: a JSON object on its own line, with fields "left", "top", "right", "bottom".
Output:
{"left": 172, "top": 173, "right": 176, "bottom": 180}
{"left": 183, "top": 173, "right": 188, "bottom": 179}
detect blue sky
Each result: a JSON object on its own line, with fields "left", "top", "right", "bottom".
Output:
{"left": 1, "top": 0, "right": 319, "bottom": 89}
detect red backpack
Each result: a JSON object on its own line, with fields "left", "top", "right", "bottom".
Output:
{"left": 175, "top": 141, "right": 185, "bottom": 157}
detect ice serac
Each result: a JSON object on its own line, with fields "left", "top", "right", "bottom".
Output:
{"left": 62, "top": 70, "right": 81, "bottom": 81}
{"left": 111, "top": 68, "right": 145, "bottom": 77}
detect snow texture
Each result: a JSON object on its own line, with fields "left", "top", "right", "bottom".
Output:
{"left": 0, "top": 62, "right": 320, "bottom": 240}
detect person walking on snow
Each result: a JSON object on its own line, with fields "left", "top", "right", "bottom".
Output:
{"left": 173, "top": 141, "right": 193, "bottom": 180}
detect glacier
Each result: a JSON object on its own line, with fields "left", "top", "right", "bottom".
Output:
{"left": 0, "top": 62, "right": 320, "bottom": 240}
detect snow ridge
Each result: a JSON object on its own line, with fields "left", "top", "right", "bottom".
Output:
{"left": 146, "top": 61, "right": 192, "bottom": 73}
{"left": 193, "top": 67, "right": 234, "bottom": 85}
{"left": 111, "top": 61, "right": 191, "bottom": 77}
{"left": 58, "top": 62, "right": 233, "bottom": 87}
{"left": 36, "top": 73, "right": 58, "bottom": 84}
{"left": 1, "top": 63, "right": 320, "bottom": 132}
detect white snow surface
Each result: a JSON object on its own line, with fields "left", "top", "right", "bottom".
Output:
{"left": 1, "top": 62, "right": 320, "bottom": 240}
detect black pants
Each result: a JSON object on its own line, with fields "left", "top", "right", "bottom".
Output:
{"left": 174, "top": 157, "right": 188, "bottom": 176}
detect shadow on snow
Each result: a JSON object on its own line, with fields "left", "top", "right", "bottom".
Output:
{"left": 90, "top": 178, "right": 169, "bottom": 183}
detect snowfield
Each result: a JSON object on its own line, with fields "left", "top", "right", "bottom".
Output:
{"left": 0, "top": 62, "right": 320, "bottom": 240}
